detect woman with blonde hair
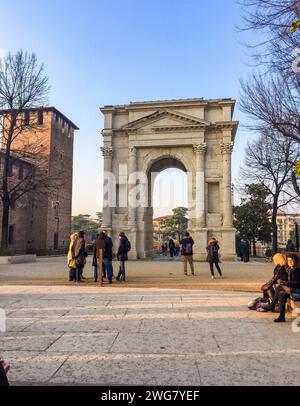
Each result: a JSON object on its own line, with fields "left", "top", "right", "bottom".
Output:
{"left": 67, "top": 232, "right": 78, "bottom": 282}
{"left": 261, "top": 252, "right": 288, "bottom": 305}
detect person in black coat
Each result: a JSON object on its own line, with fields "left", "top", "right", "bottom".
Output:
{"left": 116, "top": 232, "right": 130, "bottom": 282}
{"left": 72, "top": 230, "right": 86, "bottom": 282}
{"left": 206, "top": 238, "right": 223, "bottom": 279}
{"left": 262, "top": 254, "right": 300, "bottom": 322}
{"left": 261, "top": 253, "right": 288, "bottom": 301}
{"left": 169, "top": 239, "right": 175, "bottom": 258}
{"left": 0, "top": 360, "right": 9, "bottom": 386}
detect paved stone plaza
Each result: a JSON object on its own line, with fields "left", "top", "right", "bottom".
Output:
{"left": 1, "top": 258, "right": 300, "bottom": 386}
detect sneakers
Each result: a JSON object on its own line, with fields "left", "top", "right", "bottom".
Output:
{"left": 211, "top": 276, "right": 215, "bottom": 280}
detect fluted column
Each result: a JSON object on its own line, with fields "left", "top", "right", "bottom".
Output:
{"left": 193, "top": 143, "right": 207, "bottom": 228}
{"left": 101, "top": 146, "right": 113, "bottom": 228}
{"left": 128, "top": 147, "right": 137, "bottom": 228}
{"left": 220, "top": 142, "right": 233, "bottom": 227}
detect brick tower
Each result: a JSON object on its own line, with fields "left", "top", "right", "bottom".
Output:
{"left": 0, "top": 107, "right": 79, "bottom": 254}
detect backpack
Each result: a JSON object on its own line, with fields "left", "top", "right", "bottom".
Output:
{"left": 125, "top": 239, "right": 131, "bottom": 253}
{"left": 184, "top": 242, "right": 192, "bottom": 255}
{"left": 211, "top": 244, "right": 218, "bottom": 255}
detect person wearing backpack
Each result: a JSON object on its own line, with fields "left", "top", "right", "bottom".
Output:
{"left": 206, "top": 238, "right": 223, "bottom": 279}
{"left": 116, "top": 232, "right": 131, "bottom": 282}
{"left": 181, "top": 232, "right": 195, "bottom": 276}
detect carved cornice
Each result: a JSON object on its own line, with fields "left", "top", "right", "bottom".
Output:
{"left": 153, "top": 125, "right": 208, "bottom": 133}
{"left": 101, "top": 146, "right": 113, "bottom": 157}
{"left": 214, "top": 121, "right": 239, "bottom": 130}
{"left": 220, "top": 142, "right": 233, "bottom": 154}
{"left": 193, "top": 143, "right": 207, "bottom": 154}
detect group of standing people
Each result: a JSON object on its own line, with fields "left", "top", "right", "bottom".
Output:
{"left": 161, "top": 239, "right": 180, "bottom": 257}
{"left": 238, "top": 239, "right": 251, "bottom": 262}
{"left": 67, "top": 230, "right": 131, "bottom": 284}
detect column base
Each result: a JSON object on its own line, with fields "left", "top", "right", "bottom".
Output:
{"left": 219, "top": 227, "right": 237, "bottom": 261}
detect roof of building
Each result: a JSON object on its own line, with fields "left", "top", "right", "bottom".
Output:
{"left": 0, "top": 106, "right": 79, "bottom": 130}
{"left": 101, "top": 97, "right": 236, "bottom": 110}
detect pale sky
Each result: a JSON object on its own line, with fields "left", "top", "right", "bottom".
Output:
{"left": 0, "top": 0, "right": 258, "bottom": 219}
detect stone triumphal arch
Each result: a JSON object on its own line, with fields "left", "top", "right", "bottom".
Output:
{"left": 100, "top": 98, "right": 238, "bottom": 260}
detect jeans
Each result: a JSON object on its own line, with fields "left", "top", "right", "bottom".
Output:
{"left": 93, "top": 265, "right": 99, "bottom": 282}
{"left": 76, "top": 266, "right": 84, "bottom": 282}
{"left": 103, "top": 258, "right": 113, "bottom": 282}
{"left": 117, "top": 261, "right": 126, "bottom": 281}
{"left": 291, "top": 288, "right": 300, "bottom": 301}
{"left": 69, "top": 268, "right": 76, "bottom": 281}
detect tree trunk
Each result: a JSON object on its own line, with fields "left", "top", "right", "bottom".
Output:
{"left": 0, "top": 199, "right": 10, "bottom": 251}
{"left": 0, "top": 112, "right": 15, "bottom": 253}
{"left": 271, "top": 200, "right": 278, "bottom": 253}
{"left": 252, "top": 237, "right": 256, "bottom": 257}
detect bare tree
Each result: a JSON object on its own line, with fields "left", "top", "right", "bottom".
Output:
{"left": 240, "top": 0, "right": 300, "bottom": 83}
{"left": 240, "top": 73, "right": 300, "bottom": 142}
{"left": 241, "top": 130, "right": 300, "bottom": 252}
{"left": 0, "top": 50, "right": 52, "bottom": 252}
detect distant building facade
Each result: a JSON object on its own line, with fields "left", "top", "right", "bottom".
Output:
{"left": 276, "top": 212, "right": 300, "bottom": 248}
{"left": 0, "top": 107, "right": 78, "bottom": 254}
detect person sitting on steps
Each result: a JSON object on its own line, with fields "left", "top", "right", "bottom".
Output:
{"left": 262, "top": 254, "right": 300, "bottom": 322}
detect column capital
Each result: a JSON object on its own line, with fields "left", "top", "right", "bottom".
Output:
{"left": 193, "top": 143, "right": 207, "bottom": 155}
{"left": 101, "top": 146, "right": 113, "bottom": 157}
{"left": 101, "top": 129, "right": 114, "bottom": 137}
{"left": 220, "top": 142, "right": 233, "bottom": 155}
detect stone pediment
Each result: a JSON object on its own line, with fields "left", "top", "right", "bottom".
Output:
{"left": 123, "top": 110, "right": 211, "bottom": 132}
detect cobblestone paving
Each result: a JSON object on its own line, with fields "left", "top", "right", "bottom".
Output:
{"left": 0, "top": 285, "right": 300, "bottom": 386}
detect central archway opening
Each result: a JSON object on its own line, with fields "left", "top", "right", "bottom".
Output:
{"left": 144, "top": 157, "right": 188, "bottom": 258}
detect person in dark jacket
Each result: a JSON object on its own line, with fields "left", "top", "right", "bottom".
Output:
{"left": 116, "top": 232, "right": 130, "bottom": 282}
{"left": 103, "top": 230, "right": 114, "bottom": 278}
{"left": 181, "top": 232, "right": 195, "bottom": 276}
{"left": 92, "top": 234, "right": 100, "bottom": 282}
{"left": 0, "top": 360, "right": 10, "bottom": 386}
{"left": 169, "top": 238, "right": 175, "bottom": 258}
{"left": 206, "top": 238, "right": 223, "bottom": 279}
{"left": 94, "top": 232, "right": 114, "bottom": 283}
{"left": 72, "top": 230, "right": 86, "bottom": 282}
{"left": 264, "top": 254, "right": 300, "bottom": 322}
{"left": 286, "top": 239, "right": 296, "bottom": 252}
{"left": 261, "top": 253, "right": 288, "bottom": 301}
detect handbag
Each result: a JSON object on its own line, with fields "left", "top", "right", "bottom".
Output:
{"left": 68, "top": 258, "right": 77, "bottom": 269}
{"left": 260, "top": 279, "right": 275, "bottom": 292}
